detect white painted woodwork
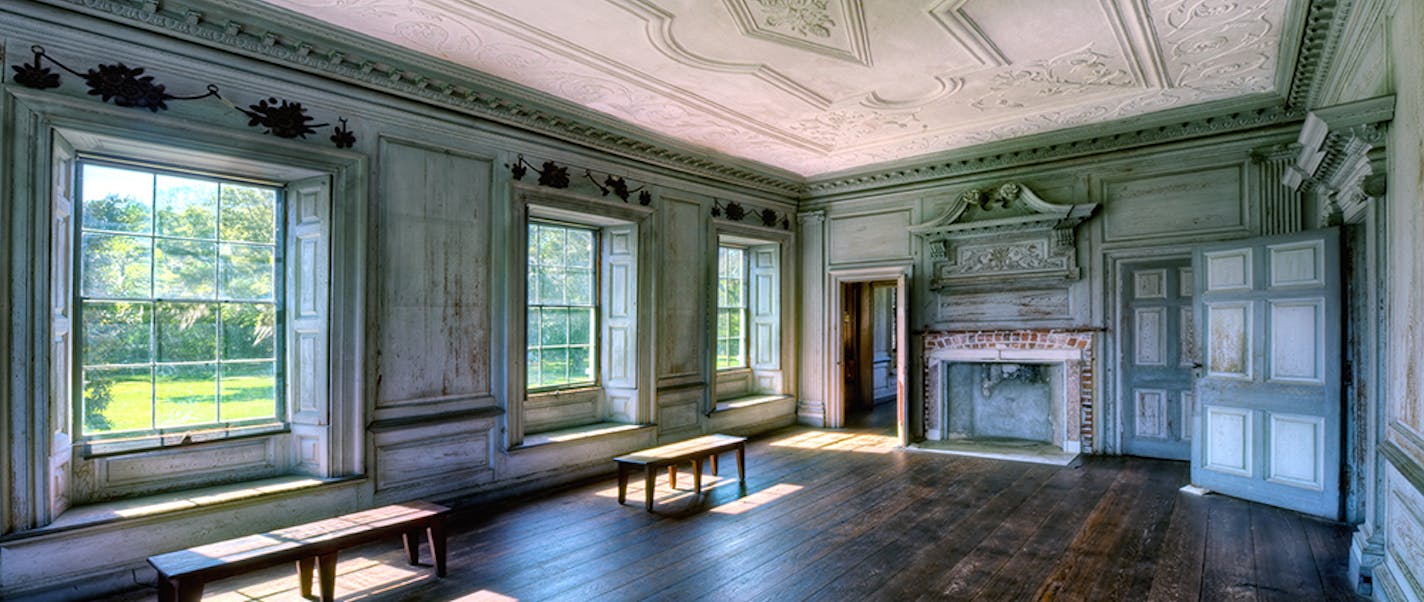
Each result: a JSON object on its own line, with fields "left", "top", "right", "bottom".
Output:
{"left": 749, "top": 244, "right": 780, "bottom": 371}
{"left": 286, "top": 176, "right": 332, "bottom": 476}
{"left": 372, "top": 414, "right": 495, "bottom": 501}
{"left": 657, "top": 198, "right": 706, "bottom": 381}
{"left": 603, "top": 224, "right": 639, "bottom": 423}
{"left": 1205, "top": 302, "right": 1252, "bottom": 379}
{"left": 1102, "top": 166, "right": 1247, "bottom": 243}
{"left": 1134, "top": 307, "right": 1167, "bottom": 366}
{"left": 1179, "top": 307, "right": 1198, "bottom": 368}
{"left": 1178, "top": 267, "right": 1194, "bottom": 297}
{"left": 262, "top": 0, "right": 1297, "bottom": 175}
{"left": 1135, "top": 389, "right": 1169, "bottom": 439}
{"left": 1268, "top": 240, "right": 1325, "bottom": 287}
{"left": 48, "top": 134, "right": 76, "bottom": 519}
{"left": 375, "top": 142, "right": 492, "bottom": 407}
{"left": 1134, "top": 269, "right": 1167, "bottom": 299}
{"left": 1205, "top": 249, "right": 1253, "bottom": 292}
{"left": 1269, "top": 299, "right": 1324, "bottom": 383}
{"left": 936, "top": 288, "right": 1072, "bottom": 323}
{"left": 828, "top": 210, "right": 911, "bottom": 264}
{"left": 1267, "top": 413, "right": 1325, "bottom": 490}
{"left": 1204, "top": 405, "right": 1253, "bottom": 477}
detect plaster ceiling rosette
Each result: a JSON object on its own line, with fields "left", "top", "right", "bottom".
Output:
{"left": 262, "top": 0, "right": 1298, "bottom": 176}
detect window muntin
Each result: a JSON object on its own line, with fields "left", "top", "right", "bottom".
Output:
{"left": 716, "top": 246, "right": 747, "bottom": 370}
{"left": 76, "top": 161, "right": 282, "bottom": 438}
{"left": 527, "top": 221, "right": 598, "bottom": 390}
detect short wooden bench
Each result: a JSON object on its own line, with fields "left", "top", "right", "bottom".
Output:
{"left": 147, "top": 501, "right": 449, "bottom": 602}
{"left": 614, "top": 434, "right": 747, "bottom": 511}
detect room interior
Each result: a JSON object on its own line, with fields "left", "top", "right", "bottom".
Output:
{"left": 1, "top": 0, "right": 1421, "bottom": 599}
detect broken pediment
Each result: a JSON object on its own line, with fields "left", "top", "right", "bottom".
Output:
{"left": 910, "top": 183, "right": 1098, "bottom": 290}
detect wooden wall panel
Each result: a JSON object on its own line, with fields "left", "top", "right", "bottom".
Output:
{"left": 1102, "top": 165, "right": 1247, "bottom": 243}
{"left": 656, "top": 197, "right": 706, "bottom": 380}
{"left": 374, "top": 140, "right": 492, "bottom": 407}
{"left": 828, "top": 210, "right": 911, "bottom": 264}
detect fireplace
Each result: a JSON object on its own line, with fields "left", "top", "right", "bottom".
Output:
{"left": 924, "top": 330, "right": 1097, "bottom": 454}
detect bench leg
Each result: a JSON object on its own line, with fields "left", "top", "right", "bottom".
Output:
{"left": 157, "top": 576, "right": 176, "bottom": 602}
{"left": 617, "top": 463, "right": 629, "bottom": 505}
{"left": 711, "top": 453, "right": 719, "bottom": 476}
{"left": 694, "top": 458, "right": 703, "bottom": 494}
{"left": 645, "top": 467, "right": 656, "bottom": 511}
{"left": 427, "top": 519, "right": 448, "bottom": 578}
{"left": 668, "top": 464, "right": 677, "bottom": 490}
{"left": 403, "top": 529, "right": 422, "bottom": 565}
{"left": 298, "top": 556, "right": 315, "bottom": 597}
{"left": 173, "top": 577, "right": 204, "bottom": 602}
{"left": 317, "top": 551, "right": 338, "bottom": 602}
{"left": 737, "top": 444, "right": 746, "bottom": 484}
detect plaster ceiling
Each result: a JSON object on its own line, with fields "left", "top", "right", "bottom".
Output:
{"left": 262, "top": 0, "right": 1294, "bottom": 177}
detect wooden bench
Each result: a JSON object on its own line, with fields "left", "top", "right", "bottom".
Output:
{"left": 147, "top": 501, "right": 449, "bottom": 602}
{"left": 614, "top": 434, "right": 747, "bottom": 511}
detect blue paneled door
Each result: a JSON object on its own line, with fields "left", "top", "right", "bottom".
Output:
{"left": 1190, "top": 229, "right": 1342, "bottom": 519}
{"left": 1121, "top": 259, "right": 1194, "bottom": 461}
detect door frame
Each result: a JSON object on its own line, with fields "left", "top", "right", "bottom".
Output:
{"left": 825, "top": 265, "right": 911, "bottom": 445}
{"left": 1103, "top": 247, "right": 1195, "bottom": 455}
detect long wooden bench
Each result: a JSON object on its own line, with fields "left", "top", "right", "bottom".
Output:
{"left": 147, "top": 500, "right": 449, "bottom": 602}
{"left": 614, "top": 434, "right": 747, "bottom": 511}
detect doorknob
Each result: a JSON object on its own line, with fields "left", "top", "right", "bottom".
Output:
{"left": 1191, "top": 362, "right": 1204, "bottom": 379}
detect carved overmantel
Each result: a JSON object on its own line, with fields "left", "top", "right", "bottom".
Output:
{"left": 910, "top": 183, "right": 1098, "bottom": 291}
{"left": 1283, "top": 96, "right": 1394, "bottom": 226}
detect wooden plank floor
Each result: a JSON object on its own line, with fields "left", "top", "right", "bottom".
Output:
{"left": 149, "top": 411, "right": 1362, "bottom": 601}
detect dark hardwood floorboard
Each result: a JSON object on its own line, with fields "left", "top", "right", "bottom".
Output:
{"left": 160, "top": 422, "right": 1362, "bottom": 602}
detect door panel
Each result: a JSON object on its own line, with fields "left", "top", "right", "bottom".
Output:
{"left": 1190, "top": 228, "right": 1341, "bottom": 519}
{"left": 1121, "top": 259, "right": 1193, "bottom": 460}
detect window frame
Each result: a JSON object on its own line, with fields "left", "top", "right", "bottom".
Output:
{"left": 71, "top": 156, "right": 289, "bottom": 447}
{"left": 525, "top": 218, "right": 601, "bottom": 393}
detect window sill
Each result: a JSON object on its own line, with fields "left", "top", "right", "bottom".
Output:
{"left": 714, "top": 394, "right": 793, "bottom": 413}
{"left": 3, "top": 474, "right": 363, "bottom": 542}
{"left": 516, "top": 422, "right": 652, "bottom": 450}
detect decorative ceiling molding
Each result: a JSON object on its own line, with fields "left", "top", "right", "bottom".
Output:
{"left": 927, "top": 0, "right": 1007, "bottom": 69}
{"left": 23, "top": 0, "right": 1359, "bottom": 199}
{"left": 722, "top": 0, "right": 872, "bottom": 67}
{"left": 30, "top": 0, "right": 805, "bottom": 194}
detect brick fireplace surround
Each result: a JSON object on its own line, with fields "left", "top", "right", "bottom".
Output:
{"left": 923, "top": 329, "right": 1098, "bottom": 452}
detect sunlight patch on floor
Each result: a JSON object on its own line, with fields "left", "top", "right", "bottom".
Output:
{"left": 770, "top": 430, "right": 897, "bottom": 453}
{"left": 199, "top": 554, "right": 431, "bottom": 601}
{"left": 591, "top": 473, "right": 740, "bottom": 498}
{"left": 710, "top": 483, "right": 802, "bottom": 515}
{"left": 451, "top": 591, "right": 520, "bottom": 601}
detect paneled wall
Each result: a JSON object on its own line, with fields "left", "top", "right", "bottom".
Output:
{"left": 0, "top": 3, "right": 797, "bottom": 597}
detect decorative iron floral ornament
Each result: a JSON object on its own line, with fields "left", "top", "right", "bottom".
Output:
{"left": 507, "top": 155, "right": 571, "bottom": 189}
{"left": 10, "top": 46, "right": 356, "bottom": 147}
{"left": 712, "top": 200, "right": 791, "bottom": 230}
{"left": 584, "top": 169, "right": 652, "bottom": 204}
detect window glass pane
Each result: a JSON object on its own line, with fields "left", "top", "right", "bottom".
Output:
{"left": 155, "top": 175, "right": 218, "bottom": 239}
{"left": 540, "top": 309, "right": 568, "bottom": 346}
{"left": 725, "top": 248, "right": 744, "bottom": 279}
{"left": 537, "top": 227, "right": 563, "bottom": 266}
{"left": 568, "top": 308, "right": 593, "bottom": 345}
{"left": 83, "top": 366, "right": 151, "bottom": 434}
{"left": 221, "top": 303, "right": 276, "bottom": 360}
{"left": 156, "top": 302, "right": 218, "bottom": 362}
{"left": 82, "top": 164, "right": 152, "bottom": 233}
{"left": 540, "top": 347, "right": 568, "bottom": 387}
{"left": 81, "top": 233, "right": 152, "bottom": 298}
{"left": 219, "top": 184, "right": 277, "bottom": 243}
{"left": 527, "top": 349, "right": 541, "bottom": 386}
{"left": 568, "top": 346, "right": 591, "bottom": 383}
{"left": 220, "top": 243, "right": 275, "bottom": 300}
{"left": 726, "top": 278, "right": 743, "bottom": 308}
{"left": 538, "top": 267, "right": 565, "bottom": 305}
{"left": 156, "top": 363, "right": 217, "bottom": 427}
{"left": 566, "top": 229, "right": 593, "bottom": 267}
{"left": 83, "top": 301, "right": 151, "bottom": 365}
{"left": 154, "top": 239, "right": 217, "bottom": 299}
{"left": 567, "top": 269, "right": 593, "bottom": 306}
{"left": 220, "top": 361, "right": 276, "bottom": 421}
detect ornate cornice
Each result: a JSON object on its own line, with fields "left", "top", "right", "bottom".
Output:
{"left": 26, "top": 0, "right": 804, "bottom": 196}
{"left": 806, "top": 103, "right": 1303, "bottom": 197}
{"left": 1286, "top": 0, "right": 1355, "bottom": 110}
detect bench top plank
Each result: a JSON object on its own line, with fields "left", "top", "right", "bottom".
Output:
{"left": 148, "top": 501, "right": 448, "bottom": 578}
{"left": 614, "top": 434, "right": 746, "bottom": 465}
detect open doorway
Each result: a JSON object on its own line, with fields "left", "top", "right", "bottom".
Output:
{"left": 825, "top": 265, "right": 910, "bottom": 445}
{"left": 841, "top": 280, "right": 898, "bottom": 430}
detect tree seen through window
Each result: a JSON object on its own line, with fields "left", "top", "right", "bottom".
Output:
{"left": 717, "top": 246, "right": 747, "bottom": 370}
{"left": 527, "top": 221, "right": 597, "bottom": 390}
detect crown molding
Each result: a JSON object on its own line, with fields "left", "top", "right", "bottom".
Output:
{"left": 24, "top": 0, "right": 805, "bottom": 196}
{"left": 1286, "top": 0, "right": 1357, "bottom": 110}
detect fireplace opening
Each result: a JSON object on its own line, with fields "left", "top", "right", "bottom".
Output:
{"left": 945, "top": 362, "right": 1062, "bottom": 444}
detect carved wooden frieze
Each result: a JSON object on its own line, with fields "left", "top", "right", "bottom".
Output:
{"left": 911, "top": 183, "right": 1097, "bottom": 290}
